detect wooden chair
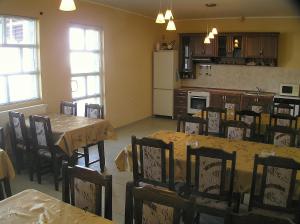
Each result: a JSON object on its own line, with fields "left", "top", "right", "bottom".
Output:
{"left": 177, "top": 114, "right": 207, "bottom": 135}
{"left": 29, "top": 115, "right": 68, "bottom": 191}
{"left": 83, "top": 103, "right": 105, "bottom": 172}
{"left": 186, "top": 146, "right": 238, "bottom": 223}
{"left": 231, "top": 212, "right": 296, "bottom": 224}
{"left": 265, "top": 126, "right": 297, "bottom": 147}
{"left": 8, "top": 111, "right": 33, "bottom": 180}
{"left": 269, "top": 113, "right": 297, "bottom": 129}
{"left": 62, "top": 162, "right": 112, "bottom": 219}
{"left": 222, "top": 120, "right": 249, "bottom": 141}
{"left": 125, "top": 184, "right": 194, "bottom": 224}
{"left": 60, "top": 101, "right": 77, "bottom": 116}
{"left": 273, "top": 103, "right": 294, "bottom": 115}
{"left": 0, "top": 177, "right": 12, "bottom": 200}
{"left": 249, "top": 155, "right": 300, "bottom": 223}
{"left": 0, "top": 127, "right": 5, "bottom": 149}
{"left": 131, "top": 135, "right": 174, "bottom": 190}
{"left": 202, "top": 107, "right": 227, "bottom": 136}
{"left": 235, "top": 110, "right": 262, "bottom": 140}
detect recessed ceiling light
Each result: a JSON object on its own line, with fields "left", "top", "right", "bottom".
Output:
{"left": 205, "top": 3, "right": 217, "bottom": 7}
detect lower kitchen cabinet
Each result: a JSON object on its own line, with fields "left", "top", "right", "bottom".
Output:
{"left": 173, "top": 89, "right": 188, "bottom": 119}
{"left": 241, "top": 95, "right": 273, "bottom": 113}
{"left": 210, "top": 92, "right": 241, "bottom": 116}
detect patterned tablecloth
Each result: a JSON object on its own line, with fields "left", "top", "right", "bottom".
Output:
{"left": 115, "top": 130, "right": 300, "bottom": 193}
{"left": 31, "top": 114, "right": 116, "bottom": 157}
{"left": 0, "top": 189, "right": 114, "bottom": 223}
{"left": 0, "top": 149, "right": 15, "bottom": 180}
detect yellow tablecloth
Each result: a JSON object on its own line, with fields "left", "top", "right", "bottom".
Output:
{"left": 0, "top": 189, "right": 114, "bottom": 223}
{"left": 0, "top": 149, "right": 15, "bottom": 180}
{"left": 115, "top": 130, "right": 300, "bottom": 193}
{"left": 28, "top": 114, "right": 116, "bottom": 157}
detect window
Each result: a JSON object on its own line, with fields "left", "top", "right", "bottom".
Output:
{"left": 69, "top": 26, "right": 103, "bottom": 116}
{"left": 0, "top": 16, "right": 40, "bottom": 105}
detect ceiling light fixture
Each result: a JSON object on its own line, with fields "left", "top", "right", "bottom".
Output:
{"left": 59, "top": 0, "right": 76, "bottom": 11}
{"left": 155, "top": 0, "right": 165, "bottom": 23}
{"left": 204, "top": 36, "right": 211, "bottom": 44}
{"left": 164, "top": 0, "right": 173, "bottom": 20}
{"left": 208, "top": 32, "right": 214, "bottom": 39}
{"left": 166, "top": 17, "right": 176, "bottom": 31}
{"left": 212, "top": 27, "right": 218, "bottom": 35}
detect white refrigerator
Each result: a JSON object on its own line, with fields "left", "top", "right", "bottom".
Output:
{"left": 153, "top": 50, "right": 180, "bottom": 117}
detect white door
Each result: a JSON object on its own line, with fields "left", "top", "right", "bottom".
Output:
{"left": 153, "top": 89, "right": 173, "bottom": 116}
{"left": 153, "top": 51, "right": 174, "bottom": 89}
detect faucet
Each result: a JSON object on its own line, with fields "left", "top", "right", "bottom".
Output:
{"left": 256, "top": 86, "right": 262, "bottom": 96}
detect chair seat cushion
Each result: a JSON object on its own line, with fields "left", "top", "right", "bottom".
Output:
{"left": 194, "top": 196, "right": 229, "bottom": 211}
{"left": 37, "top": 148, "right": 66, "bottom": 159}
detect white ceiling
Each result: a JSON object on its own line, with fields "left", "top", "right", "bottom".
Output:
{"left": 84, "top": 0, "right": 300, "bottom": 19}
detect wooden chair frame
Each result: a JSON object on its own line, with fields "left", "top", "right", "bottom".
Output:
{"left": 235, "top": 110, "right": 262, "bottom": 138}
{"left": 62, "top": 162, "right": 112, "bottom": 219}
{"left": 222, "top": 120, "right": 249, "bottom": 141}
{"left": 269, "top": 113, "right": 297, "bottom": 129}
{"left": 273, "top": 103, "right": 294, "bottom": 115}
{"left": 0, "top": 177, "right": 12, "bottom": 200}
{"left": 249, "top": 154, "right": 300, "bottom": 216}
{"left": 0, "top": 127, "right": 5, "bottom": 149}
{"left": 202, "top": 107, "right": 227, "bottom": 136}
{"left": 265, "top": 125, "right": 297, "bottom": 147}
{"left": 60, "top": 101, "right": 77, "bottom": 116}
{"left": 177, "top": 114, "right": 207, "bottom": 135}
{"left": 132, "top": 135, "right": 175, "bottom": 190}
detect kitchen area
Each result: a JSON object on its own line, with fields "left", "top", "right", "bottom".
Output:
{"left": 153, "top": 31, "right": 300, "bottom": 120}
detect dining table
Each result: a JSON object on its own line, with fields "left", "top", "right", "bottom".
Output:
{"left": 0, "top": 189, "right": 114, "bottom": 223}
{"left": 115, "top": 130, "right": 300, "bottom": 194}
{"left": 26, "top": 113, "right": 116, "bottom": 157}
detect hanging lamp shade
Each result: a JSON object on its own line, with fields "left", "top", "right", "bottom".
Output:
{"left": 204, "top": 36, "right": 211, "bottom": 44}
{"left": 208, "top": 32, "right": 214, "bottom": 39}
{"left": 212, "top": 27, "right": 218, "bottom": 35}
{"left": 166, "top": 19, "right": 176, "bottom": 31}
{"left": 164, "top": 9, "right": 173, "bottom": 20}
{"left": 59, "top": 0, "right": 76, "bottom": 11}
{"left": 156, "top": 12, "right": 165, "bottom": 23}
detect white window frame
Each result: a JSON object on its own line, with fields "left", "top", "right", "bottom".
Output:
{"left": 0, "top": 15, "right": 40, "bottom": 105}
{"left": 69, "top": 25, "right": 104, "bottom": 105}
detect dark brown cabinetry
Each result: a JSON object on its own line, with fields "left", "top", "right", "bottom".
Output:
{"left": 173, "top": 89, "right": 188, "bottom": 119}
{"left": 241, "top": 95, "right": 273, "bottom": 113}
{"left": 210, "top": 92, "right": 241, "bottom": 116}
{"left": 190, "top": 34, "right": 217, "bottom": 57}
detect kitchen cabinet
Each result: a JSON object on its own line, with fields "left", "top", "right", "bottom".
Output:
{"left": 173, "top": 89, "right": 188, "bottom": 119}
{"left": 190, "top": 34, "right": 217, "bottom": 57}
{"left": 241, "top": 95, "right": 273, "bottom": 113}
{"left": 210, "top": 92, "right": 241, "bottom": 116}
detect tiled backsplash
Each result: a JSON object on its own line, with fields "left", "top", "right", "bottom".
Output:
{"left": 181, "top": 65, "right": 300, "bottom": 94}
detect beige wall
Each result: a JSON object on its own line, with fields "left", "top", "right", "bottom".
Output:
{"left": 0, "top": 0, "right": 160, "bottom": 128}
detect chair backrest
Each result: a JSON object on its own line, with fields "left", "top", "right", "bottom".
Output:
{"left": 131, "top": 136, "right": 174, "bottom": 190}
{"left": 62, "top": 163, "right": 112, "bottom": 219}
{"left": 249, "top": 102, "right": 265, "bottom": 114}
{"left": 0, "top": 127, "right": 5, "bottom": 149}
{"left": 29, "top": 115, "right": 54, "bottom": 152}
{"left": 177, "top": 114, "right": 207, "bottom": 135}
{"left": 131, "top": 186, "right": 194, "bottom": 224}
{"left": 8, "top": 111, "right": 30, "bottom": 149}
{"left": 231, "top": 212, "right": 296, "bottom": 224}
{"left": 273, "top": 103, "right": 294, "bottom": 115}
{"left": 202, "top": 107, "right": 227, "bottom": 136}
{"left": 84, "top": 103, "right": 104, "bottom": 119}
{"left": 60, "top": 101, "right": 77, "bottom": 116}
{"left": 265, "top": 126, "right": 297, "bottom": 147}
{"left": 223, "top": 120, "right": 248, "bottom": 140}
{"left": 249, "top": 155, "right": 300, "bottom": 213}
{"left": 269, "top": 113, "right": 297, "bottom": 129}
{"left": 235, "top": 110, "right": 262, "bottom": 137}
{"left": 186, "top": 146, "right": 236, "bottom": 205}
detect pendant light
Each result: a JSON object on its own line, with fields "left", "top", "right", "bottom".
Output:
{"left": 208, "top": 32, "right": 214, "bottom": 39}
{"left": 212, "top": 27, "right": 218, "bottom": 35}
{"left": 59, "top": 0, "right": 76, "bottom": 11}
{"left": 164, "top": 0, "right": 173, "bottom": 20}
{"left": 155, "top": 0, "right": 165, "bottom": 23}
{"left": 166, "top": 17, "right": 176, "bottom": 31}
{"left": 204, "top": 36, "right": 211, "bottom": 44}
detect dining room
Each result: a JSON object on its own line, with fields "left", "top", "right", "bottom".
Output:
{"left": 1, "top": 0, "right": 300, "bottom": 224}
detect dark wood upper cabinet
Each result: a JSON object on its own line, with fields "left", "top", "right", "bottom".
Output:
{"left": 190, "top": 34, "right": 217, "bottom": 57}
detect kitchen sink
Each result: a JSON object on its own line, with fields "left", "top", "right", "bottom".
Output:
{"left": 243, "top": 91, "right": 274, "bottom": 97}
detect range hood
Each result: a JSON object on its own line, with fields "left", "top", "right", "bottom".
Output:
{"left": 192, "top": 57, "right": 213, "bottom": 64}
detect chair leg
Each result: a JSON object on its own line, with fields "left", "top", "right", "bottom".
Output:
{"left": 28, "top": 152, "right": 34, "bottom": 181}
{"left": 3, "top": 178, "right": 12, "bottom": 197}
{"left": 15, "top": 150, "right": 22, "bottom": 174}
{"left": 84, "top": 147, "right": 89, "bottom": 167}
{"left": 36, "top": 157, "right": 42, "bottom": 184}
{"left": 53, "top": 158, "right": 59, "bottom": 191}
{"left": 98, "top": 141, "right": 105, "bottom": 172}
{"left": 0, "top": 183, "right": 4, "bottom": 200}
{"left": 125, "top": 181, "right": 134, "bottom": 224}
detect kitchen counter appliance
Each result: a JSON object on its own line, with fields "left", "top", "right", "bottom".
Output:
{"left": 187, "top": 91, "right": 210, "bottom": 114}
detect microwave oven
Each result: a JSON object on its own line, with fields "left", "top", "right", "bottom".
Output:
{"left": 279, "top": 83, "right": 299, "bottom": 97}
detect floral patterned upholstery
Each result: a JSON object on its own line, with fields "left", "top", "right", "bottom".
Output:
{"left": 225, "top": 103, "right": 236, "bottom": 117}
{"left": 251, "top": 105, "right": 263, "bottom": 113}
{"left": 185, "top": 122, "right": 200, "bottom": 135}
{"left": 63, "top": 106, "right": 74, "bottom": 115}
{"left": 12, "top": 117, "right": 23, "bottom": 140}
{"left": 199, "top": 156, "right": 222, "bottom": 194}
{"left": 35, "top": 121, "right": 47, "bottom": 146}
{"left": 263, "top": 166, "right": 292, "bottom": 207}
{"left": 207, "top": 112, "right": 221, "bottom": 134}
{"left": 273, "top": 132, "right": 291, "bottom": 147}
{"left": 74, "top": 177, "right": 96, "bottom": 213}
{"left": 142, "top": 201, "right": 173, "bottom": 224}
{"left": 86, "top": 108, "right": 100, "bottom": 119}
{"left": 241, "top": 115, "right": 254, "bottom": 138}
{"left": 278, "top": 108, "right": 290, "bottom": 115}
{"left": 227, "top": 127, "right": 244, "bottom": 140}
{"left": 277, "top": 118, "right": 290, "bottom": 127}
{"left": 142, "top": 146, "right": 162, "bottom": 181}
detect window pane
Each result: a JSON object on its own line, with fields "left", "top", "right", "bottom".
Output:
{"left": 5, "top": 18, "right": 35, "bottom": 44}
{"left": 8, "top": 75, "right": 38, "bottom": 102}
{"left": 23, "top": 48, "right": 37, "bottom": 72}
{"left": 70, "top": 52, "right": 99, "bottom": 74}
{"left": 0, "top": 47, "right": 21, "bottom": 74}
{"left": 0, "top": 18, "right": 3, "bottom": 44}
{"left": 87, "top": 75, "right": 100, "bottom": 96}
{"left": 69, "top": 27, "right": 84, "bottom": 50}
{"left": 76, "top": 97, "right": 100, "bottom": 117}
{"left": 71, "top": 76, "right": 86, "bottom": 98}
{"left": 86, "top": 29, "right": 99, "bottom": 50}
{"left": 0, "top": 76, "right": 8, "bottom": 104}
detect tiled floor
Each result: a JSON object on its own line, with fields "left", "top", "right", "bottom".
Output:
{"left": 10, "top": 116, "right": 223, "bottom": 224}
